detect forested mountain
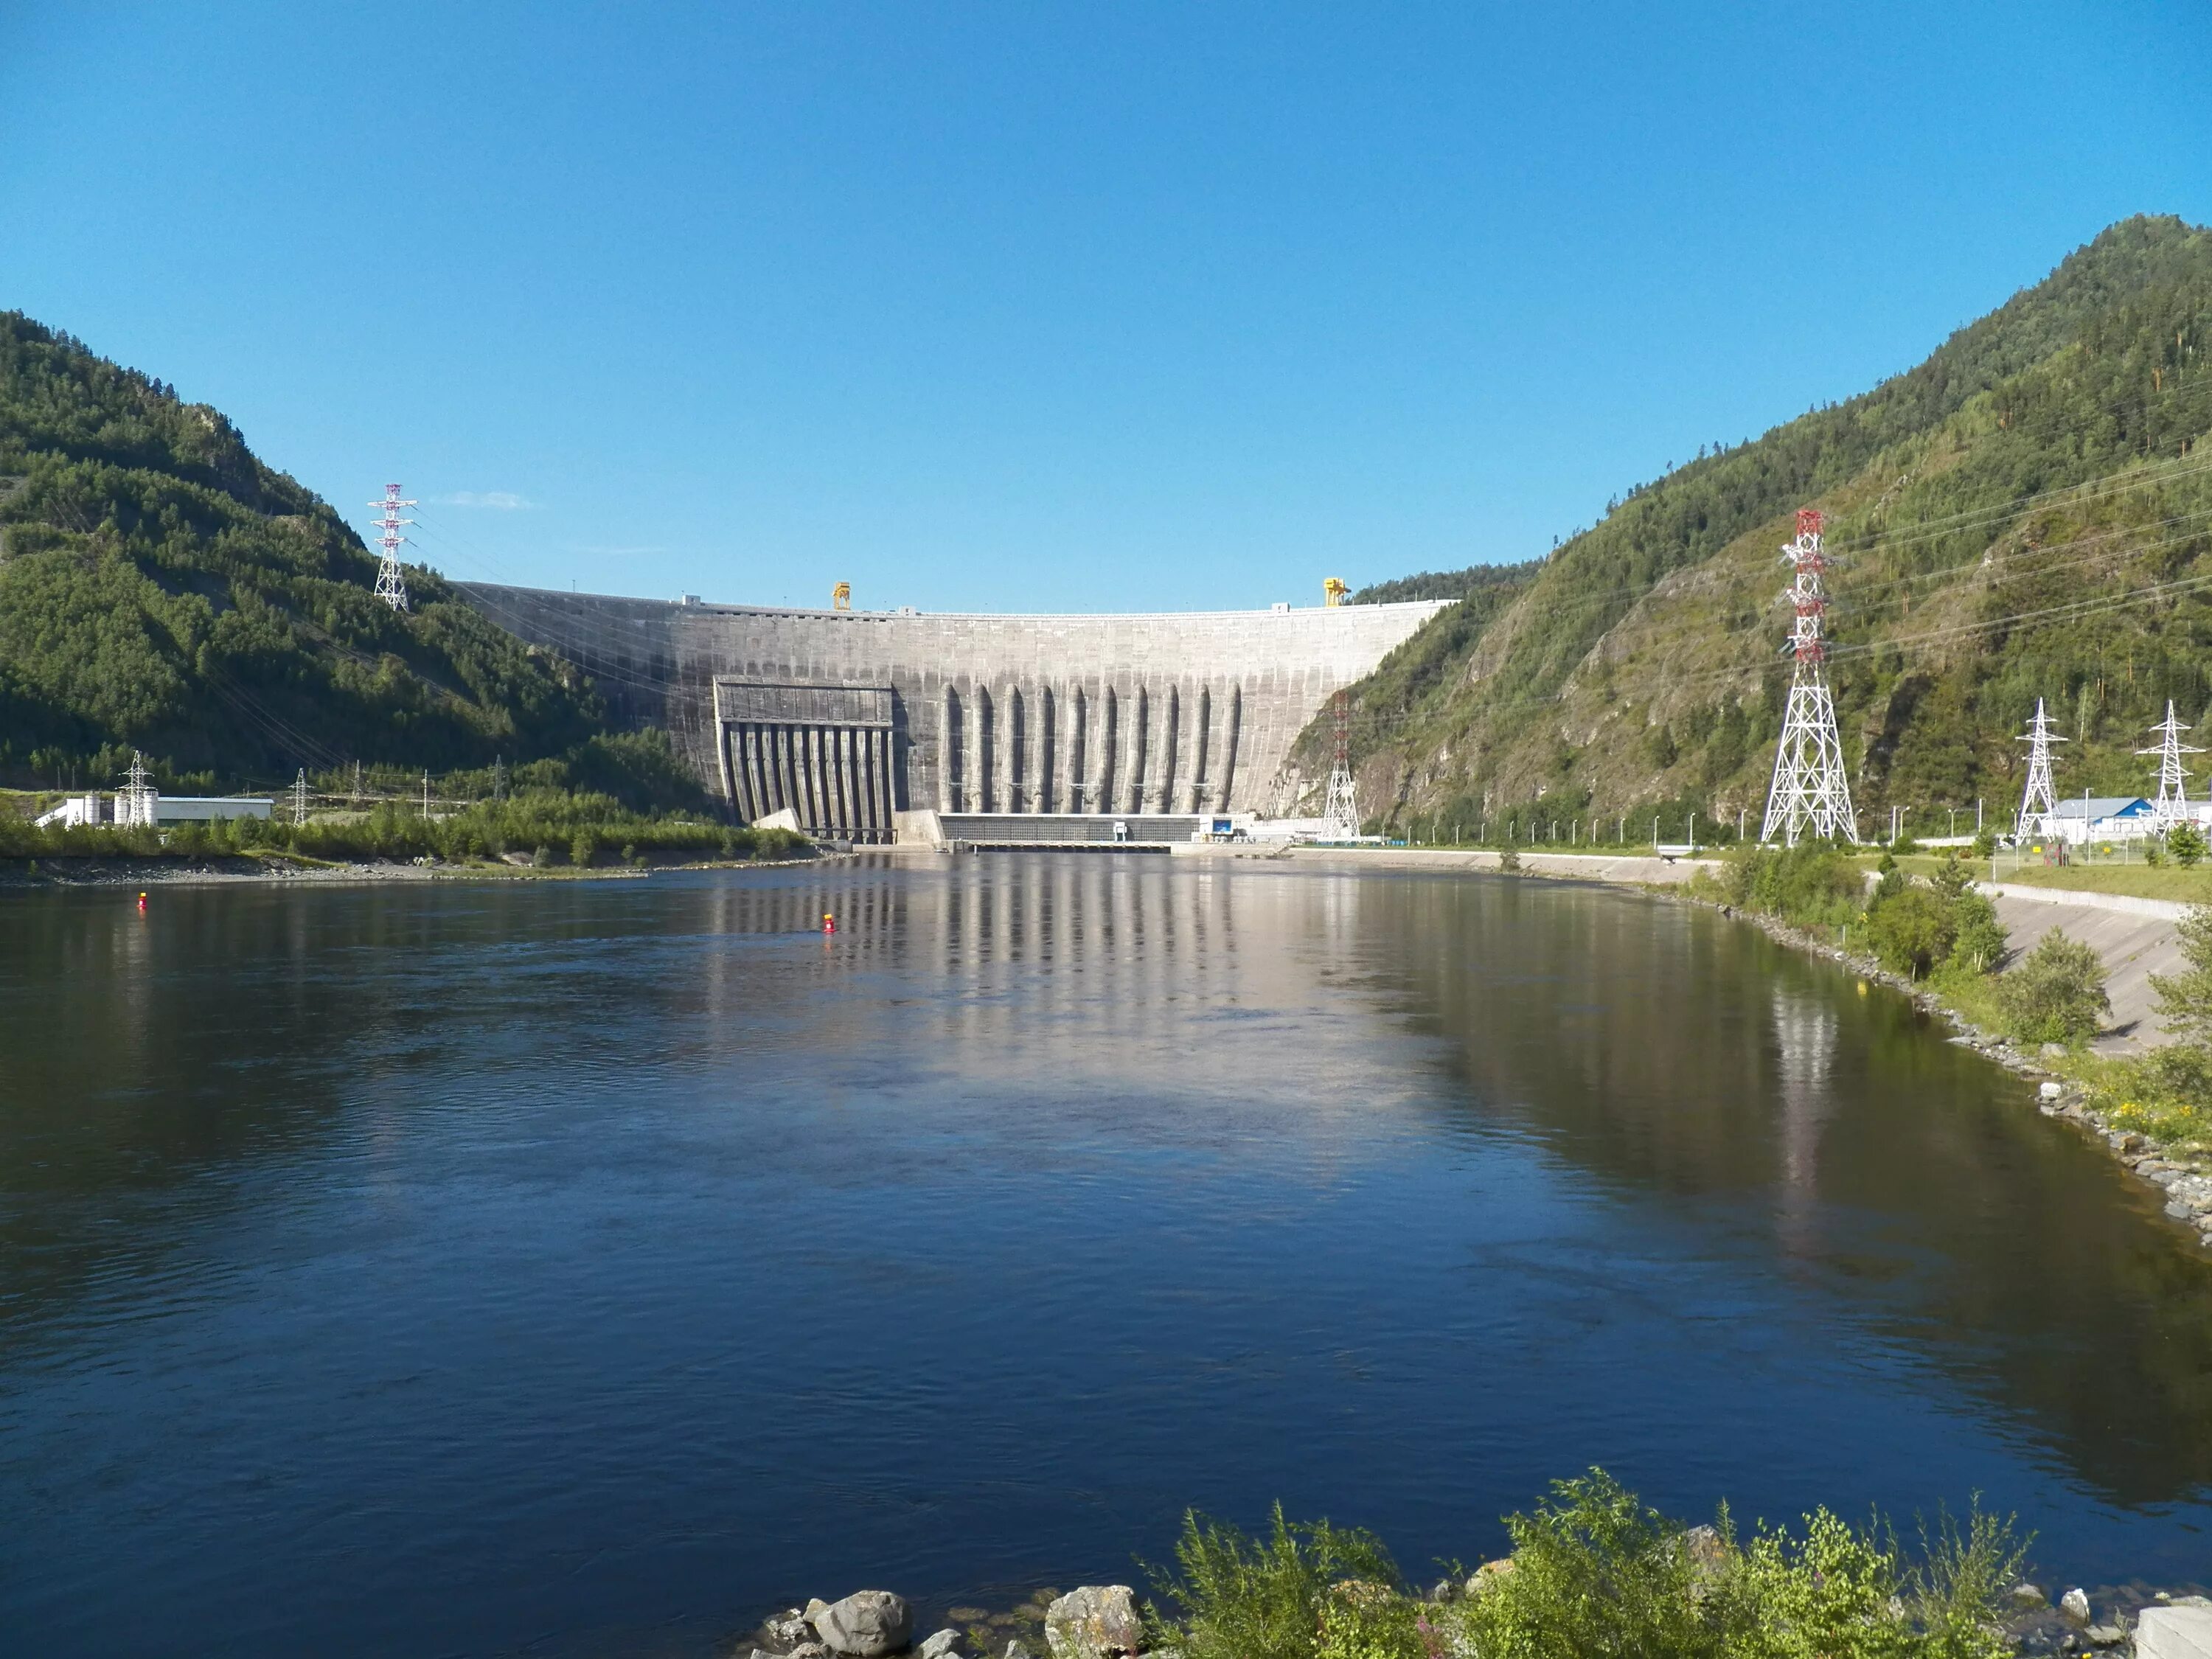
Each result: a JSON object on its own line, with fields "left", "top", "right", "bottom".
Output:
{"left": 0, "top": 313, "right": 684, "bottom": 799}
{"left": 1352, "top": 558, "right": 1542, "bottom": 607}
{"left": 1303, "top": 215, "right": 2212, "bottom": 839}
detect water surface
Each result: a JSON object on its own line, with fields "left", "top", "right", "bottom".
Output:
{"left": 3, "top": 857, "right": 2209, "bottom": 1656}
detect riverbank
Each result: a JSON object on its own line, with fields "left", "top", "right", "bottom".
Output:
{"left": 0, "top": 849, "right": 818, "bottom": 888}
{"left": 1261, "top": 845, "right": 2212, "bottom": 1256}
{"left": 740, "top": 1552, "right": 2210, "bottom": 1659}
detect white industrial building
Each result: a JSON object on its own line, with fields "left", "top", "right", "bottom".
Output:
{"left": 2042, "top": 796, "right": 2157, "bottom": 845}
{"left": 34, "top": 791, "right": 274, "bottom": 830}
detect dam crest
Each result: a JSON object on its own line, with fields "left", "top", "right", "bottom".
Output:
{"left": 460, "top": 585, "right": 1447, "bottom": 839}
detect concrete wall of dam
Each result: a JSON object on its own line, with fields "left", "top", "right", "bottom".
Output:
{"left": 458, "top": 582, "right": 1447, "bottom": 835}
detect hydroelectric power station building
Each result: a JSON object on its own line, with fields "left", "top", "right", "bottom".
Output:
{"left": 462, "top": 585, "right": 1445, "bottom": 842}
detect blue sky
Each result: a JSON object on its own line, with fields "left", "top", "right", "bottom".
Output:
{"left": 2, "top": 4, "right": 2207, "bottom": 613}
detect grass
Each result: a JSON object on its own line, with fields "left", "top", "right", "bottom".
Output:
{"left": 1854, "top": 852, "right": 2212, "bottom": 903}
{"left": 1980, "top": 863, "right": 2212, "bottom": 901}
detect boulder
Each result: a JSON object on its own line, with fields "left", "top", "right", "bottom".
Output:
{"left": 1679, "top": 1525, "right": 1727, "bottom": 1574}
{"left": 1325, "top": 1580, "right": 1393, "bottom": 1610}
{"left": 2138, "top": 1605, "right": 2212, "bottom": 1659}
{"left": 1043, "top": 1586, "right": 1143, "bottom": 1659}
{"left": 2085, "top": 1624, "right": 2126, "bottom": 1647}
{"left": 812, "top": 1592, "right": 914, "bottom": 1658}
{"left": 2060, "top": 1587, "right": 2091, "bottom": 1622}
{"left": 2009, "top": 1582, "right": 2047, "bottom": 1606}
{"left": 918, "top": 1631, "right": 963, "bottom": 1659}
{"left": 767, "top": 1610, "right": 816, "bottom": 1647}
{"left": 1463, "top": 1558, "right": 1516, "bottom": 1598}
{"left": 1005, "top": 1641, "right": 1036, "bottom": 1659}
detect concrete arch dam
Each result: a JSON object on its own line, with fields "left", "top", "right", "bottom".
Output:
{"left": 458, "top": 584, "right": 1447, "bottom": 840}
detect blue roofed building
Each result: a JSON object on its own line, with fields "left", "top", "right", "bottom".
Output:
{"left": 2045, "top": 796, "right": 2155, "bottom": 844}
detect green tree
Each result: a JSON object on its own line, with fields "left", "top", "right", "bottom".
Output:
{"left": 2168, "top": 823, "right": 2208, "bottom": 866}
{"left": 1866, "top": 886, "right": 1955, "bottom": 978}
{"left": 1921, "top": 855, "right": 2008, "bottom": 975}
{"left": 1948, "top": 891, "right": 2008, "bottom": 974}
{"left": 1996, "top": 931, "right": 2111, "bottom": 1046}
{"left": 2149, "top": 904, "right": 2212, "bottom": 1047}
{"left": 1871, "top": 852, "right": 1907, "bottom": 906}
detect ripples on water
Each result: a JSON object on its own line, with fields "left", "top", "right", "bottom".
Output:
{"left": 1, "top": 858, "right": 2208, "bottom": 1656}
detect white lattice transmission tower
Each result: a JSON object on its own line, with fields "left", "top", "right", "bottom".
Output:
{"left": 2014, "top": 698, "right": 2065, "bottom": 838}
{"left": 1759, "top": 508, "right": 1858, "bottom": 845}
{"left": 119, "top": 749, "right": 159, "bottom": 827}
{"left": 1321, "top": 689, "right": 1361, "bottom": 841}
{"left": 369, "top": 482, "right": 416, "bottom": 612}
{"left": 2138, "top": 699, "right": 2202, "bottom": 827}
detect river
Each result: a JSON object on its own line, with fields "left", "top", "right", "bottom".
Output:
{"left": 3, "top": 856, "right": 2208, "bottom": 1655}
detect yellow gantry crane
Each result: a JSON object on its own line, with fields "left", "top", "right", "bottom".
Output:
{"left": 1323, "top": 577, "right": 1349, "bottom": 608}
{"left": 832, "top": 582, "right": 852, "bottom": 611}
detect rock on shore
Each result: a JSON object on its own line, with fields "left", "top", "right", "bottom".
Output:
{"left": 747, "top": 1586, "right": 1160, "bottom": 1659}
{"left": 810, "top": 1591, "right": 914, "bottom": 1658}
{"left": 1043, "top": 1586, "right": 1142, "bottom": 1659}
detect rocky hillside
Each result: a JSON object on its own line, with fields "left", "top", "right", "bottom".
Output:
{"left": 0, "top": 313, "right": 647, "bottom": 794}
{"left": 1312, "top": 215, "right": 2212, "bottom": 840}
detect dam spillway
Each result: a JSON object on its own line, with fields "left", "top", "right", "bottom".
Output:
{"left": 458, "top": 584, "right": 1447, "bottom": 837}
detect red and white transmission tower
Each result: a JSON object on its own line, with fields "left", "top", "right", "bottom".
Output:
{"left": 1321, "top": 688, "right": 1361, "bottom": 841}
{"left": 369, "top": 483, "right": 416, "bottom": 612}
{"left": 1759, "top": 508, "right": 1858, "bottom": 844}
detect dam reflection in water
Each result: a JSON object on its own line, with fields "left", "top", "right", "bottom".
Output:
{"left": 1, "top": 857, "right": 2208, "bottom": 1658}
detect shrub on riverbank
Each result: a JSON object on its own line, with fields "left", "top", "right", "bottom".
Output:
{"left": 1720, "top": 846, "right": 2008, "bottom": 986}
{"left": 1865, "top": 858, "right": 2008, "bottom": 981}
{"left": 1144, "top": 1506, "right": 1402, "bottom": 1659}
{"left": 1719, "top": 844, "right": 1863, "bottom": 931}
{"left": 1147, "top": 1471, "right": 2027, "bottom": 1659}
{"left": 1994, "top": 932, "right": 2111, "bottom": 1047}
{"left": 2088, "top": 905, "right": 2212, "bottom": 1143}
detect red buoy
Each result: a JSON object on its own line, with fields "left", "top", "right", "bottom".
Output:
{"left": 136, "top": 891, "right": 147, "bottom": 914}
{"left": 821, "top": 912, "right": 836, "bottom": 935}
